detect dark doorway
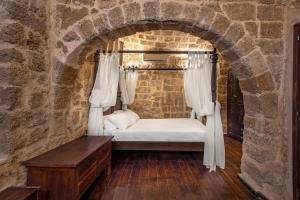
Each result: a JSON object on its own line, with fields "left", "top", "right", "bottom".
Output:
{"left": 293, "top": 23, "right": 300, "bottom": 200}
{"left": 227, "top": 69, "right": 244, "bottom": 141}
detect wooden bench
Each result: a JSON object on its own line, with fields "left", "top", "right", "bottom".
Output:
{"left": 0, "top": 187, "right": 39, "bottom": 200}
{"left": 23, "top": 136, "right": 113, "bottom": 200}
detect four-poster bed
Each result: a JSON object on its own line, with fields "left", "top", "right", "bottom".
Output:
{"left": 88, "top": 48, "right": 225, "bottom": 171}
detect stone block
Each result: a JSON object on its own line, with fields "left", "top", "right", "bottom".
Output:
{"left": 0, "top": 86, "right": 23, "bottom": 110}
{"left": 53, "top": 60, "right": 78, "bottom": 86}
{"left": 235, "top": 36, "right": 255, "bottom": 56}
{"left": 10, "top": 129, "right": 27, "bottom": 151}
{"left": 0, "top": 23, "right": 25, "bottom": 45}
{"left": 27, "top": 127, "right": 48, "bottom": 146}
{"left": 0, "top": 65, "right": 29, "bottom": 86}
{"left": 216, "top": 23, "right": 245, "bottom": 51}
{"left": 76, "top": 20, "right": 96, "bottom": 40}
{"left": 246, "top": 50, "right": 268, "bottom": 76}
{"left": 3, "top": 1, "right": 47, "bottom": 34}
{"left": 1, "top": 111, "right": 22, "bottom": 132}
{"left": 26, "top": 31, "right": 44, "bottom": 52}
{"left": 258, "top": 0, "right": 275, "bottom": 4}
{"left": 222, "top": 3, "right": 256, "bottom": 20}
{"left": 243, "top": 94, "right": 261, "bottom": 116}
{"left": 124, "top": 2, "right": 141, "bottom": 23}
{"left": 263, "top": 118, "right": 280, "bottom": 136}
{"left": 56, "top": 5, "right": 88, "bottom": 29}
{"left": 96, "top": 0, "right": 117, "bottom": 9}
{"left": 54, "top": 86, "right": 72, "bottom": 109}
{"left": 220, "top": 48, "right": 240, "bottom": 63}
{"left": 266, "top": 55, "right": 283, "bottom": 89}
{"left": 225, "top": 23, "right": 245, "bottom": 43}
{"left": 0, "top": 48, "right": 24, "bottom": 63}
{"left": 245, "top": 22, "right": 258, "bottom": 37}
{"left": 260, "top": 93, "right": 278, "bottom": 119}
{"left": 260, "top": 22, "right": 283, "bottom": 39}
{"left": 63, "top": 31, "right": 80, "bottom": 42}
{"left": 21, "top": 109, "right": 47, "bottom": 128}
{"left": 230, "top": 59, "right": 253, "bottom": 79}
{"left": 257, "top": 5, "right": 283, "bottom": 21}
{"left": 108, "top": 7, "right": 124, "bottom": 28}
{"left": 244, "top": 115, "right": 256, "bottom": 130}
{"left": 73, "top": 0, "right": 95, "bottom": 6}
{"left": 257, "top": 39, "right": 283, "bottom": 55}
{"left": 196, "top": 6, "right": 215, "bottom": 28}
{"left": 72, "top": 110, "right": 80, "bottom": 123}
{"left": 244, "top": 129, "right": 272, "bottom": 146}
{"left": 241, "top": 156, "right": 264, "bottom": 187}
{"left": 239, "top": 77, "right": 259, "bottom": 94}
{"left": 161, "top": 2, "right": 183, "bottom": 20}
{"left": 28, "top": 91, "right": 47, "bottom": 109}
{"left": 210, "top": 14, "right": 230, "bottom": 37}
{"left": 256, "top": 72, "right": 275, "bottom": 92}
{"left": 244, "top": 141, "right": 277, "bottom": 163}
{"left": 92, "top": 14, "right": 111, "bottom": 33}
{"left": 182, "top": 4, "right": 200, "bottom": 21}
{"left": 28, "top": 52, "right": 46, "bottom": 72}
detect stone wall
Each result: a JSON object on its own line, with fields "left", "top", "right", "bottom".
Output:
{"left": 130, "top": 71, "right": 191, "bottom": 119}
{"left": 0, "top": 0, "right": 52, "bottom": 188}
{"left": 0, "top": 0, "right": 96, "bottom": 187}
{"left": 0, "top": 0, "right": 296, "bottom": 199}
{"left": 119, "top": 30, "right": 228, "bottom": 125}
{"left": 217, "top": 57, "right": 229, "bottom": 134}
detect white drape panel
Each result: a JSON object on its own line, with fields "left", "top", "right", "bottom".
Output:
{"left": 88, "top": 53, "right": 120, "bottom": 135}
{"left": 184, "top": 54, "right": 225, "bottom": 172}
{"left": 119, "top": 69, "right": 138, "bottom": 110}
{"left": 203, "top": 102, "right": 225, "bottom": 171}
{"left": 184, "top": 54, "right": 214, "bottom": 116}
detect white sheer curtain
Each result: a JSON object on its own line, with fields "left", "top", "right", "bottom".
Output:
{"left": 184, "top": 54, "right": 214, "bottom": 117}
{"left": 87, "top": 53, "right": 120, "bottom": 135}
{"left": 119, "top": 69, "right": 138, "bottom": 110}
{"left": 184, "top": 54, "right": 225, "bottom": 172}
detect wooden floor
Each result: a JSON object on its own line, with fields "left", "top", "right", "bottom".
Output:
{"left": 82, "top": 137, "right": 256, "bottom": 200}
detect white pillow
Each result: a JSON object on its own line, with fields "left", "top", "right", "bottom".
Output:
{"left": 103, "top": 116, "right": 117, "bottom": 131}
{"left": 106, "top": 110, "right": 140, "bottom": 130}
{"left": 106, "top": 112, "right": 133, "bottom": 130}
{"left": 126, "top": 110, "right": 140, "bottom": 123}
{"left": 113, "top": 110, "right": 124, "bottom": 114}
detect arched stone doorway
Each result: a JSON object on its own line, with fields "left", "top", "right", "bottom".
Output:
{"left": 0, "top": 0, "right": 287, "bottom": 199}
{"left": 52, "top": 4, "right": 284, "bottom": 198}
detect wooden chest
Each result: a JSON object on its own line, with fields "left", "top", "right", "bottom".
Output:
{"left": 0, "top": 187, "right": 39, "bottom": 200}
{"left": 23, "top": 136, "right": 113, "bottom": 200}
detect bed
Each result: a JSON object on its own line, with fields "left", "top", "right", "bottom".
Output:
{"left": 104, "top": 118, "right": 206, "bottom": 151}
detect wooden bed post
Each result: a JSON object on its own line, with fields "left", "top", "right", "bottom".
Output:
{"left": 92, "top": 50, "right": 100, "bottom": 90}
{"left": 211, "top": 48, "right": 218, "bottom": 103}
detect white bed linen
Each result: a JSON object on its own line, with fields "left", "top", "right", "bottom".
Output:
{"left": 104, "top": 118, "right": 207, "bottom": 142}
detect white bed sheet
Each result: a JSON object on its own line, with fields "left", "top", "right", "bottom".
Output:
{"left": 104, "top": 118, "right": 207, "bottom": 142}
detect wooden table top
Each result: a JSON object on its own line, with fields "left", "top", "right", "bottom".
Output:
{"left": 23, "top": 136, "right": 113, "bottom": 168}
{"left": 0, "top": 187, "right": 38, "bottom": 200}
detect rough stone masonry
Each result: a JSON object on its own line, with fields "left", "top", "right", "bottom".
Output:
{"left": 0, "top": 0, "right": 300, "bottom": 199}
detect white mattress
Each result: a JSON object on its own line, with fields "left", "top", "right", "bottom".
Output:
{"left": 104, "top": 118, "right": 207, "bottom": 142}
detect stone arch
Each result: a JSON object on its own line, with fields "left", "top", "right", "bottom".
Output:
{"left": 52, "top": 2, "right": 282, "bottom": 199}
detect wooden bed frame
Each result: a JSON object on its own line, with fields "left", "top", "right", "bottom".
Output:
{"left": 104, "top": 109, "right": 205, "bottom": 152}
{"left": 112, "top": 141, "right": 204, "bottom": 151}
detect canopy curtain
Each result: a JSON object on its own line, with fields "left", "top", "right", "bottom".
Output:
{"left": 87, "top": 52, "right": 120, "bottom": 135}
{"left": 119, "top": 68, "right": 139, "bottom": 110}
{"left": 183, "top": 54, "right": 225, "bottom": 172}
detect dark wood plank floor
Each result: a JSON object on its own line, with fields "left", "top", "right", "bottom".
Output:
{"left": 82, "top": 137, "right": 256, "bottom": 200}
